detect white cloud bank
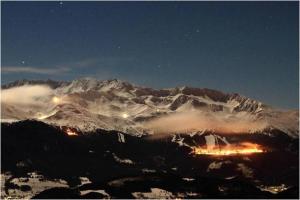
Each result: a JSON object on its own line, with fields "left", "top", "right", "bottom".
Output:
{"left": 144, "top": 111, "right": 268, "bottom": 136}
{"left": 1, "top": 85, "right": 54, "bottom": 105}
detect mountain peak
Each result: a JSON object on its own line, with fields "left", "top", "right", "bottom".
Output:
{"left": 101, "top": 78, "right": 132, "bottom": 86}
{"left": 59, "top": 78, "right": 134, "bottom": 94}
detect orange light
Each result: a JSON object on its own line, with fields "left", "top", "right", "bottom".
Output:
{"left": 65, "top": 128, "right": 78, "bottom": 136}
{"left": 192, "top": 142, "right": 264, "bottom": 156}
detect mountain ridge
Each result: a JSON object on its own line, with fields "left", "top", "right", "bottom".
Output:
{"left": 0, "top": 78, "right": 267, "bottom": 106}
{"left": 1, "top": 78, "right": 298, "bottom": 137}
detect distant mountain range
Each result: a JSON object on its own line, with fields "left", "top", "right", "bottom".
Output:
{"left": 1, "top": 78, "right": 299, "bottom": 137}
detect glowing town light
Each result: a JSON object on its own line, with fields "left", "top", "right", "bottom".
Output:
{"left": 122, "top": 113, "right": 129, "bottom": 119}
{"left": 65, "top": 128, "right": 78, "bottom": 136}
{"left": 192, "top": 142, "right": 265, "bottom": 156}
{"left": 52, "top": 96, "right": 60, "bottom": 104}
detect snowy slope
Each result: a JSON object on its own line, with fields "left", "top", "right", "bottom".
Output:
{"left": 1, "top": 78, "right": 298, "bottom": 137}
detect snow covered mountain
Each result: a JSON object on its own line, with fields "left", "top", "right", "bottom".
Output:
{"left": 1, "top": 78, "right": 299, "bottom": 137}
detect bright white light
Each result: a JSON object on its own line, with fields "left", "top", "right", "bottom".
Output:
{"left": 52, "top": 96, "right": 60, "bottom": 104}
{"left": 122, "top": 113, "right": 129, "bottom": 119}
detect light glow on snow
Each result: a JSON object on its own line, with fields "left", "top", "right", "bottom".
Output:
{"left": 37, "top": 114, "right": 49, "bottom": 120}
{"left": 258, "top": 184, "right": 290, "bottom": 194}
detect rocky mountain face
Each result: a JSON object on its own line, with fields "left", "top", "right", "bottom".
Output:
{"left": 1, "top": 78, "right": 298, "bottom": 137}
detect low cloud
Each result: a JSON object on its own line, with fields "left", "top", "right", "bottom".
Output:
{"left": 144, "top": 111, "right": 267, "bottom": 137}
{"left": 1, "top": 85, "right": 54, "bottom": 105}
{"left": 2, "top": 66, "right": 70, "bottom": 75}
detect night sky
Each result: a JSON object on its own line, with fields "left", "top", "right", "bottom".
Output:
{"left": 1, "top": 1, "right": 299, "bottom": 109}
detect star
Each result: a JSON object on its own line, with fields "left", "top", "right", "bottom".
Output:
{"left": 21, "top": 60, "right": 26, "bottom": 65}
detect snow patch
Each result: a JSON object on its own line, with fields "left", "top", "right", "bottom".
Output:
{"left": 132, "top": 188, "right": 174, "bottom": 199}
{"left": 112, "top": 153, "right": 134, "bottom": 165}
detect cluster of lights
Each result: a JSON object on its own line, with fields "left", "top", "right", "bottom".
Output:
{"left": 192, "top": 142, "right": 265, "bottom": 156}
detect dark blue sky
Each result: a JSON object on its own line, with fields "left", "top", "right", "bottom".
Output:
{"left": 2, "top": 1, "right": 299, "bottom": 108}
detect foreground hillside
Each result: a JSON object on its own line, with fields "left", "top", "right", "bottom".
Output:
{"left": 1, "top": 120, "right": 298, "bottom": 199}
